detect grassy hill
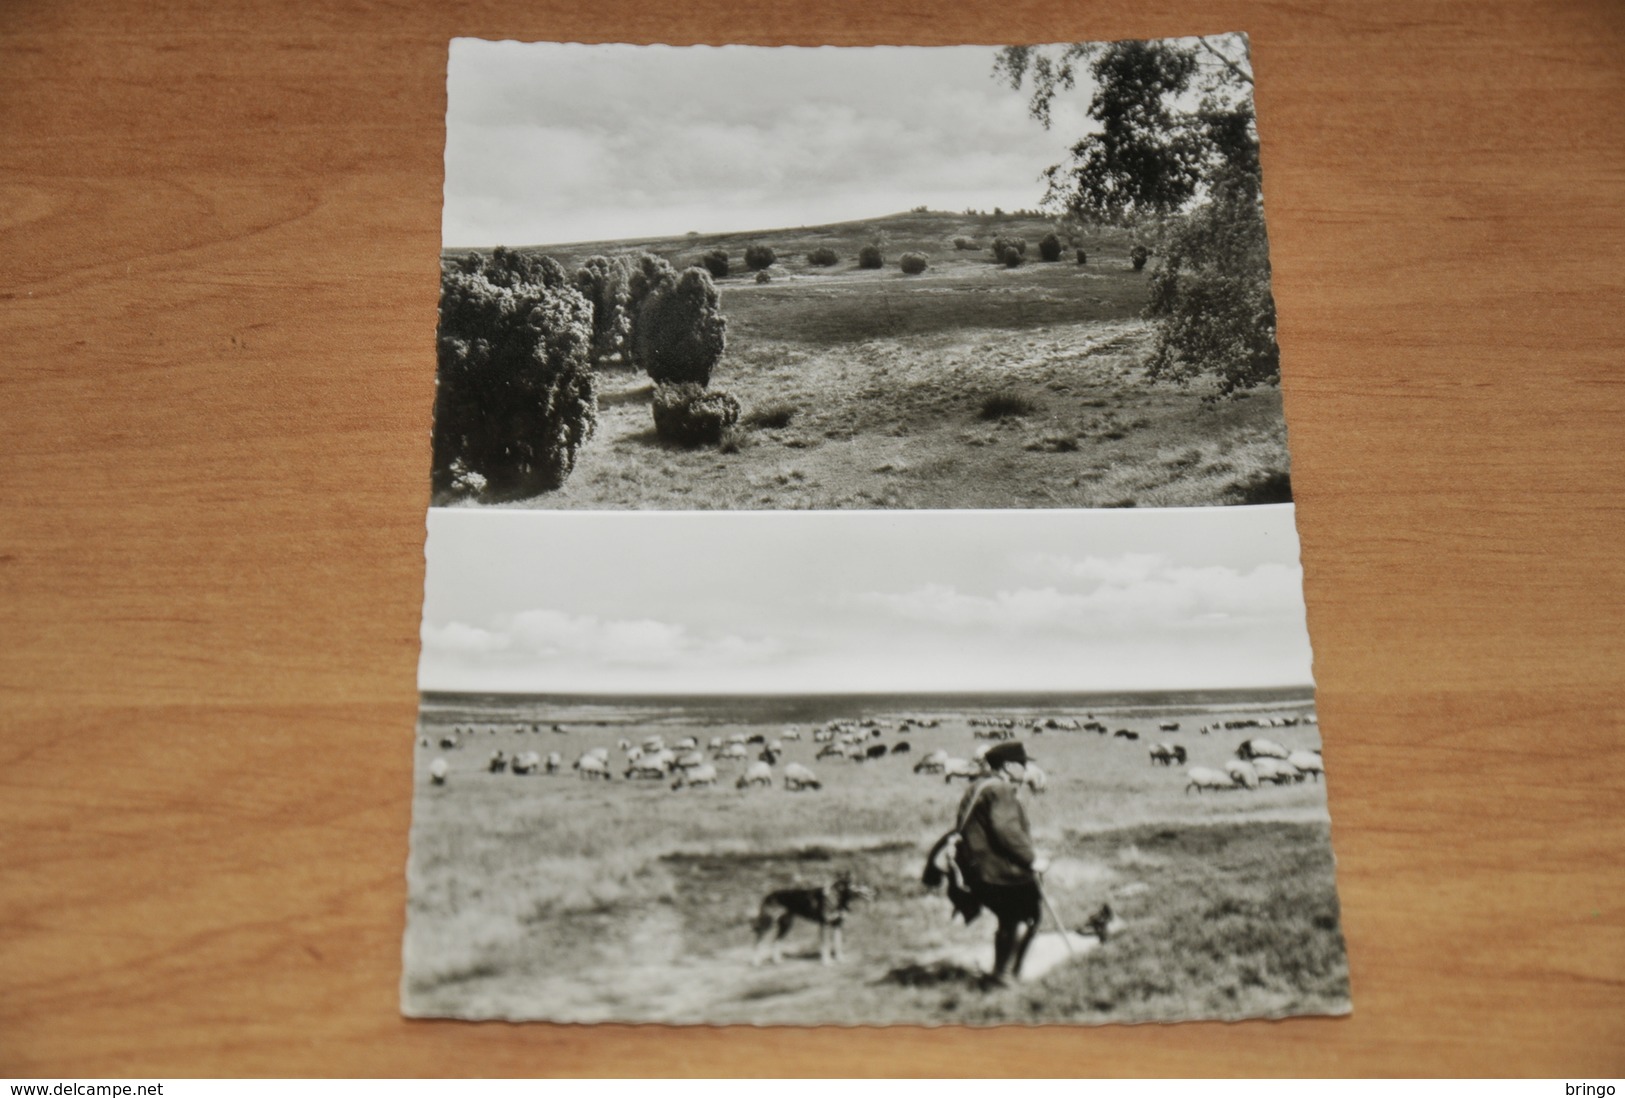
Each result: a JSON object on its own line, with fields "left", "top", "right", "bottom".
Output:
{"left": 441, "top": 210, "right": 1290, "bottom": 510}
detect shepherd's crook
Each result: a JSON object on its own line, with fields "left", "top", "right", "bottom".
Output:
{"left": 1037, "top": 878, "right": 1077, "bottom": 956}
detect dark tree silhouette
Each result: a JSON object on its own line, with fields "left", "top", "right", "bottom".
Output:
{"left": 432, "top": 248, "right": 597, "bottom": 502}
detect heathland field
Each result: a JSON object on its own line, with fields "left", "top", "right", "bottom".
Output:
{"left": 462, "top": 212, "right": 1291, "bottom": 511}
{"left": 403, "top": 692, "right": 1349, "bottom": 1024}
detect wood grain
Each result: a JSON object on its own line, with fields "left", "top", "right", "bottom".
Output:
{"left": 2, "top": 0, "right": 1622, "bottom": 1077}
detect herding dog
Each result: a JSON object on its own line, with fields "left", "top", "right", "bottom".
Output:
{"left": 752, "top": 872, "right": 875, "bottom": 966}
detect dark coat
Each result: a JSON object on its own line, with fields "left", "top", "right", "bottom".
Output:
{"left": 954, "top": 778, "right": 1036, "bottom": 889}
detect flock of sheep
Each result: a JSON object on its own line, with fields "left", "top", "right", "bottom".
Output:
{"left": 420, "top": 710, "right": 1323, "bottom": 800}
{"left": 1180, "top": 737, "right": 1325, "bottom": 793}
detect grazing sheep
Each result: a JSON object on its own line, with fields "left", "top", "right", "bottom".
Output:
{"left": 862, "top": 744, "right": 888, "bottom": 762}
{"left": 1224, "top": 759, "right": 1260, "bottom": 789}
{"left": 1185, "top": 766, "right": 1231, "bottom": 793}
{"left": 438, "top": 734, "right": 459, "bottom": 750}
{"left": 671, "top": 763, "right": 718, "bottom": 790}
{"left": 716, "top": 742, "right": 749, "bottom": 762}
{"left": 758, "top": 746, "right": 781, "bottom": 765}
{"left": 708, "top": 736, "right": 724, "bottom": 751}
{"left": 488, "top": 750, "right": 508, "bottom": 774}
{"left": 511, "top": 751, "right": 541, "bottom": 775}
{"left": 783, "top": 763, "right": 821, "bottom": 791}
{"left": 576, "top": 755, "right": 611, "bottom": 780}
{"left": 737, "top": 761, "right": 773, "bottom": 789}
{"left": 746, "top": 733, "right": 766, "bottom": 745}
{"left": 1159, "top": 721, "right": 1181, "bottom": 732}
{"left": 544, "top": 751, "right": 562, "bottom": 774}
{"left": 942, "top": 757, "right": 981, "bottom": 783}
{"left": 1149, "top": 743, "right": 1177, "bottom": 766}
{"left": 641, "top": 736, "right": 666, "bottom": 753}
{"left": 1114, "top": 729, "right": 1140, "bottom": 741}
{"left": 913, "top": 750, "right": 948, "bottom": 774}
{"left": 727, "top": 732, "right": 749, "bottom": 746}
{"left": 816, "top": 743, "right": 846, "bottom": 760}
{"left": 1236, "top": 737, "right": 1290, "bottom": 761}
{"left": 891, "top": 741, "right": 911, "bottom": 755}
{"left": 676, "top": 751, "right": 708, "bottom": 771}
{"left": 1252, "top": 757, "right": 1301, "bottom": 785}
{"left": 1287, "top": 750, "right": 1325, "bottom": 781}
{"left": 781, "top": 728, "right": 801, "bottom": 741}
{"left": 675, "top": 737, "right": 698, "bottom": 752}
{"left": 429, "top": 757, "right": 449, "bottom": 784}
{"left": 625, "top": 759, "right": 670, "bottom": 780}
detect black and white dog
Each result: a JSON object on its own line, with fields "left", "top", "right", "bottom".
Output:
{"left": 752, "top": 872, "right": 875, "bottom": 965}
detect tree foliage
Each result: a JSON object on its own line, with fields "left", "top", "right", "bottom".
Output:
{"left": 626, "top": 255, "right": 727, "bottom": 387}
{"left": 574, "top": 255, "right": 632, "bottom": 368}
{"left": 996, "top": 34, "right": 1279, "bottom": 394}
{"left": 432, "top": 247, "right": 597, "bottom": 502}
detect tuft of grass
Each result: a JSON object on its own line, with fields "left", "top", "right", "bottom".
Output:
{"left": 744, "top": 402, "right": 797, "bottom": 430}
{"left": 978, "top": 391, "right": 1040, "bottom": 421}
{"left": 1025, "top": 434, "right": 1079, "bottom": 453}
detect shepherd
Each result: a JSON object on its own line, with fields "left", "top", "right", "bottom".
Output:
{"left": 923, "top": 741, "right": 1050, "bottom": 987}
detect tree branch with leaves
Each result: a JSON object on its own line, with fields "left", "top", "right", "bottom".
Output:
{"left": 997, "top": 33, "right": 1279, "bottom": 396}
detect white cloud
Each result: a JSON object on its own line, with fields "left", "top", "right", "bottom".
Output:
{"left": 851, "top": 561, "right": 1305, "bottom": 635}
{"left": 421, "top": 621, "right": 510, "bottom": 654}
{"left": 424, "top": 608, "right": 780, "bottom": 672}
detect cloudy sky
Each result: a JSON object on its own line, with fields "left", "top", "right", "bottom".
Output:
{"left": 442, "top": 41, "right": 1100, "bottom": 247}
{"left": 418, "top": 506, "right": 1315, "bottom": 695}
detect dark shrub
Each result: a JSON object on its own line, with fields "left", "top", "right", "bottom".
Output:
{"left": 978, "top": 391, "right": 1039, "bottom": 420}
{"left": 991, "top": 237, "right": 1027, "bottom": 266}
{"left": 1038, "top": 232, "right": 1062, "bottom": 262}
{"left": 806, "top": 247, "right": 839, "bottom": 267}
{"left": 1076, "top": 248, "right": 1088, "bottom": 265}
{"left": 651, "top": 382, "right": 740, "bottom": 447}
{"left": 755, "top": 270, "right": 772, "bottom": 284}
{"left": 900, "top": 252, "right": 928, "bottom": 274}
{"left": 953, "top": 237, "right": 979, "bottom": 251}
{"left": 695, "top": 250, "right": 729, "bottom": 278}
{"left": 1131, "top": 244, "right": 1150, "bottom": 271}
{"left": 858, "top": 244, "right": 884, "bottom": 269}
{"left": 1226, "top": 470, "right": 1293, "bottom": 505}
{"left": 574, "top": 255, "right": 632, "bottom": 368}
{"left": 627, "top": 255, "right": 727, "bottom": 387}
{"left": 432, "top": 247, "right": 597, "bottom": 502}
{"left": 744, "top": 244, "right": 776, "bottom": 271}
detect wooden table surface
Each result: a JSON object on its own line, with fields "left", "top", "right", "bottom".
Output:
{"left": 2, "top": 0, "right": 1622, "bottom": 1078}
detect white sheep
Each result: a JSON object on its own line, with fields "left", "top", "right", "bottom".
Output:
{"left": 1236, "top": 737, "right": 1290, "bottom": 761}
{"left": 671, "top": 763, "right": 718, "bottom": 790}
{"left": 942, "top": 757, "right": 981, "bottom": 783}
{"left": 576, "top": 755, "right": 610, "bottom": 780}
{"left": 783, "top": 763, "right": 821, "bottom": 791}
{"left": 1287, "top": 750, "right": 1325, "bottom": 781}
{"left": 1184, "top": 766, "right": 1231, "bottom": 793}
{"left": 511, "top": 751, "right": 542, "bottom": 775}
{"left": 429, "top": 757, "right": 449, "bottom": 785}
{"left": 1251, "top": 757, "right": 1300, "bottom": 785}
{"left": 736, "top": 761, "right": 773, "bottom": 789}
{"left": 1225, "top": 759, "right": 1260, "bottom": 789}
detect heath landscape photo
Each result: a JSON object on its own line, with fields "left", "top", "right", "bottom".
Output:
{"left": 431, "top": 37, "right": 1290, "bottom": 510}
{"left": 402, "top": 506, "right": 1350, "bottom": 1024}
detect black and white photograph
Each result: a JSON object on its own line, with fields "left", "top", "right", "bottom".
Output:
{"left": 402, "top": 504, "right": 1349, "bottom": 1024}
{"left": 432, "top": 36, "right": 1290, "bottom": 511}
